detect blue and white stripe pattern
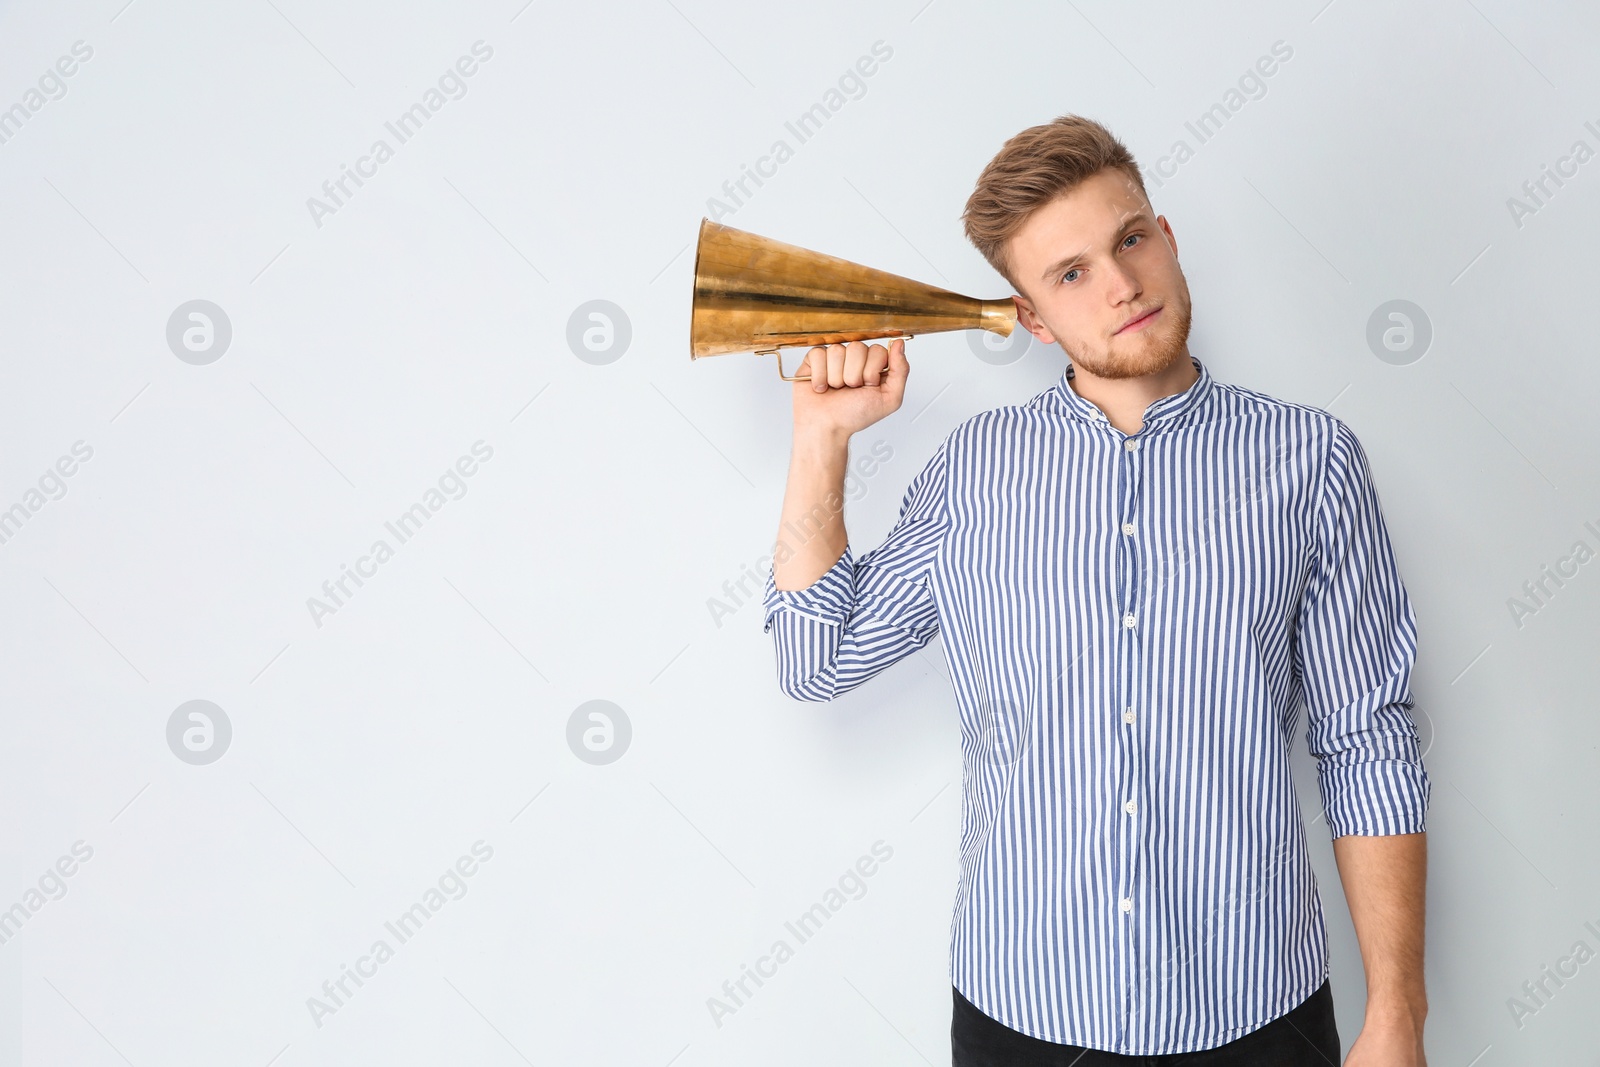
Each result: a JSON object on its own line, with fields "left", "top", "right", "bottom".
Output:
{"left": 761, "top": 355, "right": 1431, "bottom": 1055}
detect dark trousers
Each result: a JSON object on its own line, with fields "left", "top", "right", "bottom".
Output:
{"left": 952, "top": 979, "right": 1341, "bottom": 1066}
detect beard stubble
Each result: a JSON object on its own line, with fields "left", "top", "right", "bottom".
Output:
{"left": 1064, "top": 278, "right": 1195, "bottom": 381}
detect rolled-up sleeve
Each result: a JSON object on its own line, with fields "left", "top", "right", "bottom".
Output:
{"left": 1295, "top": 419, "right": 1431, "bottom": 838}
{"left": 762, "top": 439, "right": 949, "bottom": 702}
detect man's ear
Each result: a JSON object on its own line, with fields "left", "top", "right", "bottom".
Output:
{"left": 1013, "top": 293, "right": 1057, "bottom": 345}
{"left": 1157, "top": 214, "right": 1179, "bottom": 260}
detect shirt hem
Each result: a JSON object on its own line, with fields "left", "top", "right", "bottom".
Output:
{"left": 951, "top": 962, "right": 1332, "bottom": 1056}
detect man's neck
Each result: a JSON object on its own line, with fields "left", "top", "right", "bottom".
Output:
{"left": 1068, "top": 349, "right": 1199, "bottom": 434}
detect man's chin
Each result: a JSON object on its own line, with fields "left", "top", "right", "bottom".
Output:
{"left": 1075, "top": 332, "right": 1187, "bottom": 380}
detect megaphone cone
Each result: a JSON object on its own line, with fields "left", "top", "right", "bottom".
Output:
{"left": 689, "top": 218, "right": 1018, "bottom": 380}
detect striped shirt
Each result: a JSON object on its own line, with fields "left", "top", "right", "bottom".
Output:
{"left": 761, "top": 354, "right": 1431, "bottom": 1054}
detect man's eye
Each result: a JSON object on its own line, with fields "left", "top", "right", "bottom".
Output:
{"left": 1123, "top": 233, "right": 1142, "bottom": 249}
{"left": 1061, "top": 268, "right": 1081, "bottom": 284}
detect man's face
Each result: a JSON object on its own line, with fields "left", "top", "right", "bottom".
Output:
{"left": 1006, "top": 168, "right": 1192, "bottom": 380}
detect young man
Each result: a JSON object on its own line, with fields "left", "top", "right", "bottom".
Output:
{"left": 761, "top": 115, "right": 1429, "bottom": 1065}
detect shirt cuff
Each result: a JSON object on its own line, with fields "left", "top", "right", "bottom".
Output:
{"left": 1318, "top": 759, "right": 1431, "bottom": 838}
{"left": 762, "top": 546, "right": 856, "bottom": 633}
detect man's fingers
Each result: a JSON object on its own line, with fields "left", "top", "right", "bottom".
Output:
{"left": 806, "top": 346, "right": 828, "bottom": 391}
{"left": 884, "top": 338, "right": 910, "bottom": 392}
{"left": 864, "top": 342, "right": 889, "bottom": 385}
{"left": 842, "top": 340, "right": 872, "bottom": 387}
{"left": 800, "top": 340, "right": 903, "bottom": 392}
{"left": 826, "top": 343, "right": 848, "bottom": 389}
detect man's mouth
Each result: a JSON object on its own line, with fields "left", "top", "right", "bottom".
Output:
{"left": 1115, "top": 306, "right": 1162, "bottom": 335}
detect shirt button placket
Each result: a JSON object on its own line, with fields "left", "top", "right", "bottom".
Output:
{"left": 1115, "top": 430, "right": 1143, "bottom": 1036}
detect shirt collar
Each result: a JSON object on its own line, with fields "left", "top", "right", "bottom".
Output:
{"left": 1046, "top": 354, "right": 1214, "bottom": 432}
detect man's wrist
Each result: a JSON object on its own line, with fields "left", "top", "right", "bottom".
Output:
{"left": 1365, "top": 988, "right": 1427, "bottom": 1029}
{"left": 792, "top": 424, "right": 853, "bottom": 461}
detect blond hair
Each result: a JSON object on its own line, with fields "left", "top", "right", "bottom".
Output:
{"left": 962, "top": 115, "right": 1148, "bottom": 292}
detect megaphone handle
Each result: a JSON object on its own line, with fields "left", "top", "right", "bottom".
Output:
{"left": 769, "top": 334, "right": 914, "bottom": 382}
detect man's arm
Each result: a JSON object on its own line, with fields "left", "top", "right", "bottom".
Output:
{"left": 1333, "top": 832, "right": 1428, "bottom": 1063}
{"left": 774, "top": 339, "right": 906, "bottom": 592}
{"left": 763, "top": 339, "right": 950, "bottom": 702}
{"left": 1293, "top": 418, "right": 1431, "bottom": 1065}
{"left": 772, "top": 426, "right": 852, "bottom": 591}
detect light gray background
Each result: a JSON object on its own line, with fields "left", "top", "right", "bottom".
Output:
{"left": 0, "top": 0, "right": 1595, "bottom": 1064}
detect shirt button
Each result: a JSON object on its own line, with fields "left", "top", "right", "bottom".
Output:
{"left": 1121, "top": 522, "right": 1135, "bottom": 536}
{"left": 1120, "top": 897, "right": 1133, "bottom": 913}
{"left": 1123, "top": 707, "right": 1135, "bottom": 724}
{"left": 1124, "top": 439, "right": 1139, "bottom": 452}
{"left": 1123, "top": 613, "right": 1136, "bottom": 629}
{"left": 1125, "top": 799, "right": 1137, "bottom": 815}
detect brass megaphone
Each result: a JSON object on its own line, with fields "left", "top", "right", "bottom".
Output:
{"left": 689, "top": 218, "right": 1019, "bottom": 382}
